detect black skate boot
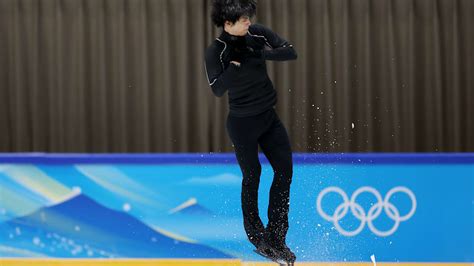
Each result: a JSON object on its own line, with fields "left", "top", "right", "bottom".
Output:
{"left": 253, "top": 239, "right": 287, "bottom": 265}
{"left": 272, "top": 241, "right": 296, "bottom": 265}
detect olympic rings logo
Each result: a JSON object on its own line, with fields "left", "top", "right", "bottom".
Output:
{"left": 316, "top": 186, "right": 416, "bottom": 237}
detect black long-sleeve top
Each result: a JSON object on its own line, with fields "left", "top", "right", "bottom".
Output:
{"left": 204, "top": 23, "right": 297, "bottom": 117}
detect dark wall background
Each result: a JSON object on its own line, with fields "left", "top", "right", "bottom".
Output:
{"left": 0, "top": 0, "right": 472, "bottom": 152}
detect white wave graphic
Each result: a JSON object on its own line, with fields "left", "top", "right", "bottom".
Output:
{"left": 1, "top": 165, "right": 72, "bottom": 203}
{"left": 0, "top": 245, "right": 48, "bottom": 257}
{"left": 74, "top": 165, "right": 157, "bottom": 206}
{"left": 0, "top": 165, "right": 75, "bottom": 219}
{"left": 183, "top": 173, "right": 241, "bottom": 186}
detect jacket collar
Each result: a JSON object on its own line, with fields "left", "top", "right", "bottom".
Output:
{"left": 218, "top": 30, "right": 247, "bottom": 47}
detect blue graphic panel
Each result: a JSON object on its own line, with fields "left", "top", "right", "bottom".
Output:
{"left": 0, "top": 153, "right": 472, "bottom": 262}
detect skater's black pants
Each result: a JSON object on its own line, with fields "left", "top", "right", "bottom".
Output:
{"left": 226, "top": 107, "right": 293, "bottom": 247}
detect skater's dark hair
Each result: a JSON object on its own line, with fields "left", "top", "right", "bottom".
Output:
{"left": 211, "top": 0, "right": 257, "bottom": 27}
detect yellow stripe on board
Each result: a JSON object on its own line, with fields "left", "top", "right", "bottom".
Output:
{"left": 243, "top": 263, "right": 472, "bottom": 266}
{"left": 0, "top": 259, "right": 241, "bottom": 266}
{"left": 0, "top": 259, "right": 471, "bottom": 266}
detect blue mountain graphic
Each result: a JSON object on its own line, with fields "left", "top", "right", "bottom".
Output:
{"left": 0, "top": 193, "right": 232, "bottom": 258}
{"left": 169, "top": 198, "right": 214, "bottom": 216}
{"left": 178, "top": 204, "right": 213, "bottom": 216}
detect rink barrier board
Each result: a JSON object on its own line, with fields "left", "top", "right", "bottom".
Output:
{"left": 0, "top": 153, "right": 472, "bottom": 263}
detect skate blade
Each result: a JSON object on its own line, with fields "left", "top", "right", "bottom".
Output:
{"left": 253, "top": 249, "right": 287, "bottom": 265}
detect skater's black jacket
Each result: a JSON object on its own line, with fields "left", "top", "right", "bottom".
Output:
{"left": 205, "top": 23, "right": 297, "bottom": 117}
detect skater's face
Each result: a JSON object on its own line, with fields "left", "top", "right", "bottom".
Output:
{"left": 224, "top": 15, "right": 252, "bottom": 36}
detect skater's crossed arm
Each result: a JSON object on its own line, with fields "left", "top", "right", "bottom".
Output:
{"left": 204, "top": 47, "right": 240, "bottom": 97}
{"left": 249, "top": 24, "right": 297, "bottom": 61}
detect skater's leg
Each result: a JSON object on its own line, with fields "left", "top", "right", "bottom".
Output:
{"left": 258, "top": 115, "right": 297, "bottom": 263}
{"left": 258, "top": 115, "right": 293, "bottom": 247}
{"left": 226, "top": 114, "right": 267, "bottom": 247}
{"left": 233, "top": 141, "right": 266, "bottom": 246}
